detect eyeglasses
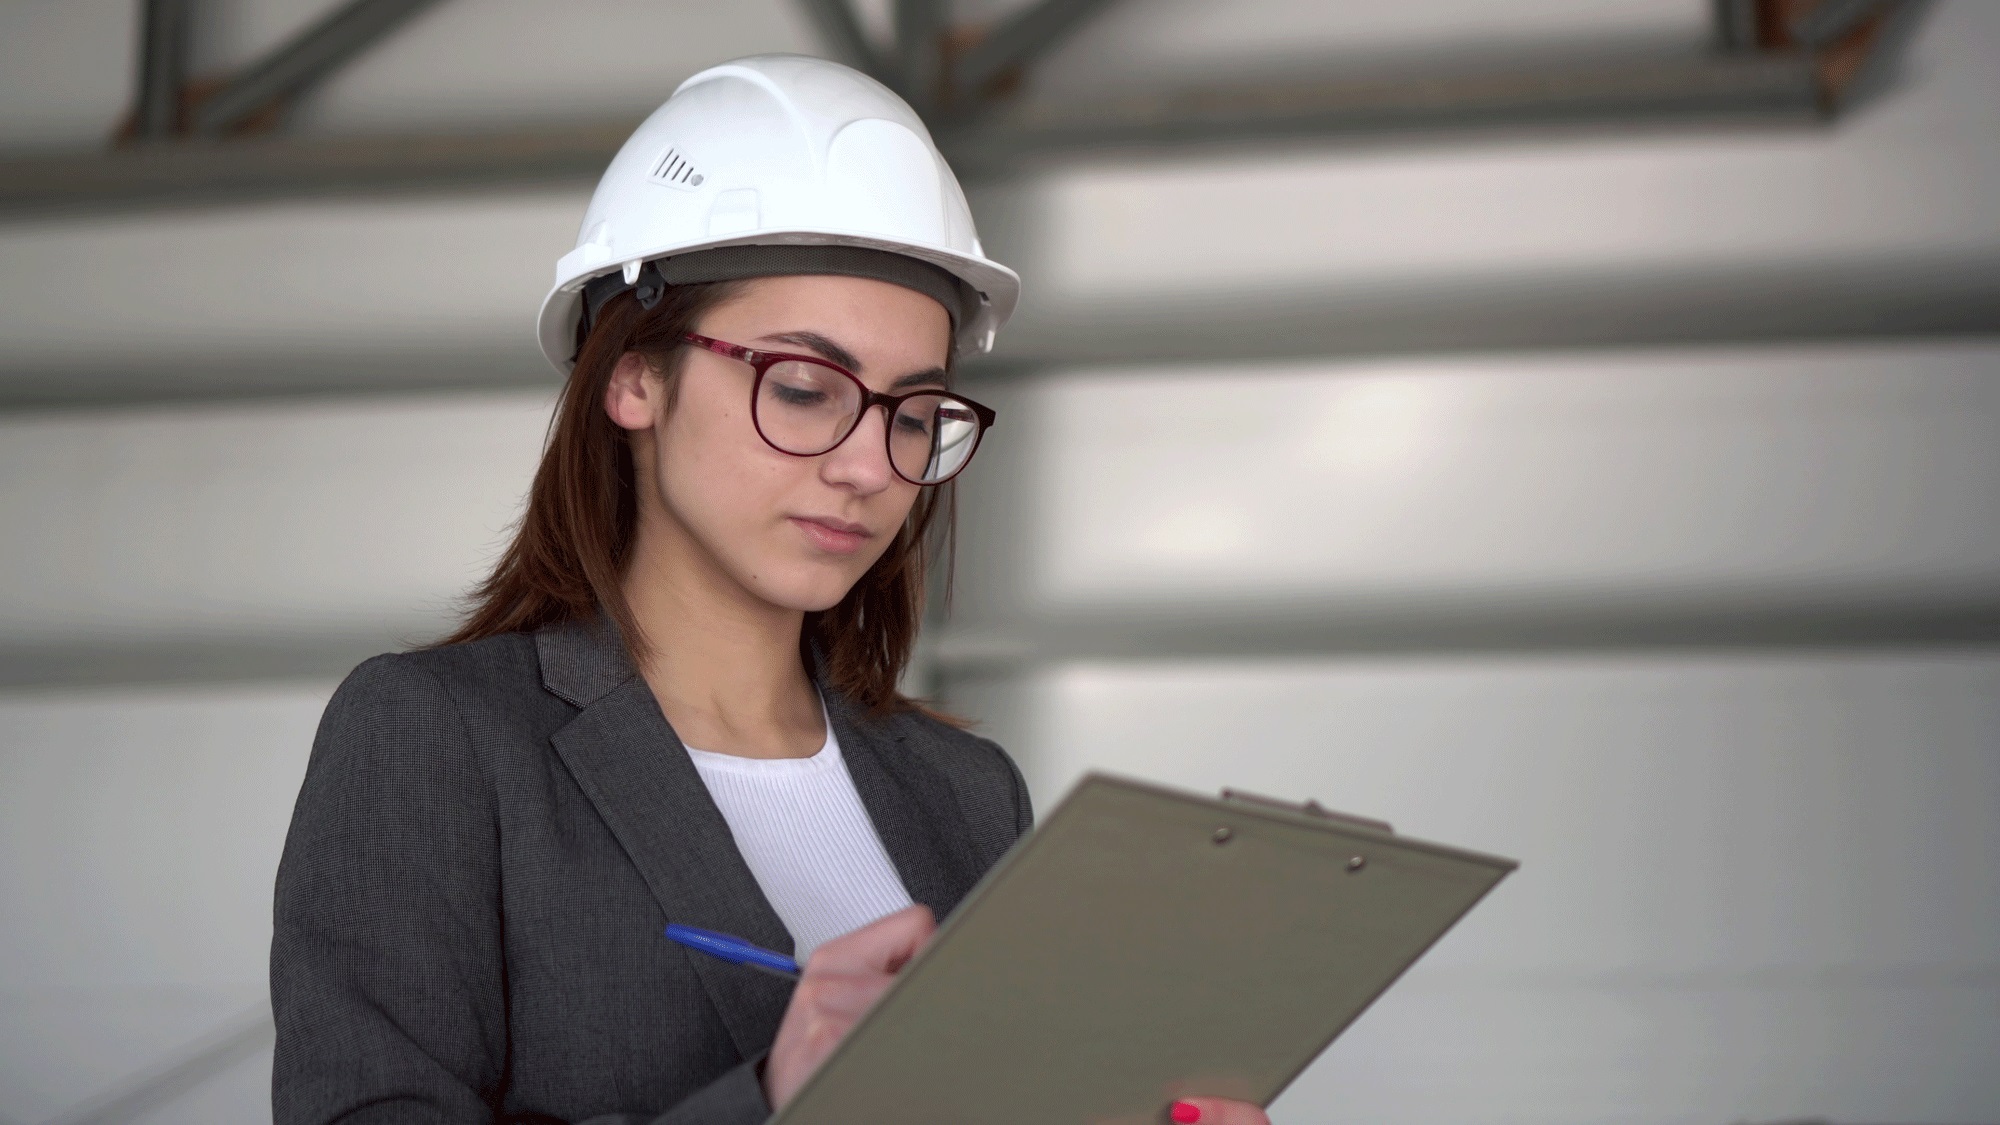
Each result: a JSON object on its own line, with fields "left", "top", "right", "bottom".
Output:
{"left": 681, "top": 332, "right": 996, "bottom": 486}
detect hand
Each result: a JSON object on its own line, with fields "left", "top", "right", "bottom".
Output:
{"left": 1168, "top": 1096, "right": 1271, "bottom": 1125}
{"left": 761, "top": 904, "right": 936, "bottom": 1109}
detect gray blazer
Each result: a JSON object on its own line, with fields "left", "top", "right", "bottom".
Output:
{"left": 270, "top": 616, "right": 1032, "bottom": 1125}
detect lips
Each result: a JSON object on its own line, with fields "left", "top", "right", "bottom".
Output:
{"left": 790, "top": 516, "right": 873, "bottom": 555}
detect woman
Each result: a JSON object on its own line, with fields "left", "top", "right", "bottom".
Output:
{"left": 271, "top": 55, "right": 1269, "bottom": 1125}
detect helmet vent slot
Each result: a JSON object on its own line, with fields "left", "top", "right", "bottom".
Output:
{"left": 649, "top": 146, "right": 705, "bottom": 190}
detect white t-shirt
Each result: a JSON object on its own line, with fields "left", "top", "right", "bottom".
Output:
{"left": 684, "top": 708, "right": 915, "bottom": 962}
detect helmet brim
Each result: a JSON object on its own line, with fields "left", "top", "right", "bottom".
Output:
{"left": 536, "top": 230, "right": 1020, "bottom": 373}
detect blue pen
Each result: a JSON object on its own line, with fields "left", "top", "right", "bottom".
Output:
{"left": 665, "top": 923, "right": 802, "bottom": 981}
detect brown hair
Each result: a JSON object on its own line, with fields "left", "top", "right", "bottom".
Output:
{"left": 442, "top": 282, "right": 956, "bottom": 718}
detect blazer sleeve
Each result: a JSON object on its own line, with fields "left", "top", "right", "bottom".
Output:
{"left": 273, "top": 655, "right": 781, "bottom": 1125}
{"left": 994, "top": 736, "right": 1035, "bottom": 837}
{"left": 577, "top": 1058, "right": 769, "bottom": 1125}
{"left": 271, "top": 654, "right": 509, "bottom": 1124}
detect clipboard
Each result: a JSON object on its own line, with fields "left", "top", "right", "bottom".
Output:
{"left": 773, "top": 772, "right": 1517, "bottom": 1125}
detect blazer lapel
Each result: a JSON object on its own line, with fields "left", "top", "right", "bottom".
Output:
{"left": 537, "top": 619, "right": 794, "bottom": 1061}
{"left": 826, "top": 692, "right": 987, "bottom": 922}
{"left": 534, "top": 616, "right": 992, "bottom": 1062}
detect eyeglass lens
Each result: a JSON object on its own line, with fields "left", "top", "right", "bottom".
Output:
{"left": 755, "top": 359, "right": 982, "bottom": 484}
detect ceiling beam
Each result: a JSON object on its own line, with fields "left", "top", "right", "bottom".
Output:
{"left": 191, "top": 0, "right": 447, "bottom": 136}
{"left": 9, "top": 249, "right": 1996, "bottom": 413}
{"left": 932, "top": 598, "right": 2000, "bottom": 675}
{"left": 4, "top": 594, "right": 1993, "bottom": 691}
{"left": 0, "top": 123, "right": 632, "bottom": 219}
{"left": 939, "top": 53, "right": 1821, "bottom": 172}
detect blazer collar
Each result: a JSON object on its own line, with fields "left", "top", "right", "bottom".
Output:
{"left": 536, "top": 612, "right": 635, "bottom": 709}
{"left": 532, "top": 614, "right": 986, "bottom": 1057}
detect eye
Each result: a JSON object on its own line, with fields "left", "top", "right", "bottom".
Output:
{"left": 771, "top": 383, "right": 828, "bottom": 407}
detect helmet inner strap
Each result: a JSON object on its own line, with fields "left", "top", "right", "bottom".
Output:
{"left": 577, "top": 245, "right": 978, "bottom": 344}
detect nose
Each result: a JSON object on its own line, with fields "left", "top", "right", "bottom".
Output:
{"left": 818, "top": 402, "right": 899, "bottom": 493}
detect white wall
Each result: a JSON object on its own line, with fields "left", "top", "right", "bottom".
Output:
{"left": 0, "top": 392, "right": 549, "bottom": 665}
{"left": 0, "top": 682, "right": 329, "bottom": 1125}
{"left": 949, "top": 340, "right": 2000, "bottom": 650}
{"left": 954, "top": 652, "right": 2000, "bottom": 1124}
{"left": 940, "top": 339, "right": 2000, "bottom": 1124}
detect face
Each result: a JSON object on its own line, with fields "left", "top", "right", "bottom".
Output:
{"left": 606, "top": 274, "right": 953, "bottom": 615}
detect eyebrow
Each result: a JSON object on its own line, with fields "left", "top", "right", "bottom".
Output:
{"left": 758, "top": 330, "right": 950, "bottom": 391}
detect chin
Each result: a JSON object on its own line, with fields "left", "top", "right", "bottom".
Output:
{"left": 750, "top": 564, "right": 865, "bottom": 615}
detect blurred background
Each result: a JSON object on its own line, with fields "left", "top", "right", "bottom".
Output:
{"left": 2, "top": 1, "right": 1997, "bottom": 1122}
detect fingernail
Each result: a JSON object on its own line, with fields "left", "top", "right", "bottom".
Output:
{"left": 1170, "top": 1101, "right": 1202, "bottom": 1124}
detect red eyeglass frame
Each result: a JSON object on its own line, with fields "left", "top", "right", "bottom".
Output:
{"left": 680, "top": 332, "right": 997, "bottom": 486}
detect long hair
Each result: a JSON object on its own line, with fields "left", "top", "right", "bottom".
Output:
{"left": 441, "top": 282, "right": 957, "bottom": 718}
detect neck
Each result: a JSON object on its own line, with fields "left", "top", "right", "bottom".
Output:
{"left": 621, "top": 517, "right": 825, "bottom": 760}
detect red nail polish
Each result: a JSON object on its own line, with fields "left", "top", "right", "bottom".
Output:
{"left": 1170, "top": 1101, "right": 1202, "bottom": 1124}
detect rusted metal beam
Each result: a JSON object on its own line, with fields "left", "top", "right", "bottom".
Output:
{"left": 190, "top": 0, "right": 447, "bottom": 136}
{"left": 953, "top": 0, "right": 1122, "bottom": 99}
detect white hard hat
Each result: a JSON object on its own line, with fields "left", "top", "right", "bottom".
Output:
{"left": 537, "top": 54, "right": 1021, "bottom": 372}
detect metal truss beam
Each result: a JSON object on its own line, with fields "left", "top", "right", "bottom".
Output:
{"left": 954, "top": 0, "right": 1121, "bottom": 98}
{"left": 191, "top": 0, "right": 446, "bottom": 136}
{"left": 1792, "top": 0, "right": 1890, "bottom": 46}
{"left": 1712, "top": 0, "right": 1763, "bottom": 51}
{"left": 41, "top": 1007, "right": 274, "bottom": 1125}
{"left": 1830, "top": 0, "right": 1933, "bottom": 110}
{"left": 0, "top": 50, "right": 1893, "bottom": 220}
{"left": 793, "top": 0, "right": 888, "bottom": 83}
{"left": 133, "top": 0, "right": 195, "bottom": 142}
{"left": 893, "top": 0, "right": 947, "bottom": 110}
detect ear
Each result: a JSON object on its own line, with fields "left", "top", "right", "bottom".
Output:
{"left": 604, "top": 351, "right": 660, "bottom": 431}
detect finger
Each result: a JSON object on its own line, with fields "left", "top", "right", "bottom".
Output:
{"left": 793, "top": 971, "right": 899, "bottom": 1021}
{"left": 1168, "top": 1097, "right": 1271, "bottom": 1125}
{"left": 805, "top": 904, "right": 936, "bottom": 975}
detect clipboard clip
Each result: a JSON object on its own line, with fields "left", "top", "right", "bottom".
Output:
{"left": 1220, "top": 789, "right": 1394, "bottom": 835}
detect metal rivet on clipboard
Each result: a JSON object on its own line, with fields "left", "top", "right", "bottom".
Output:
{"left": 1219, "top": 788, "right": 1395, "bottom": 871}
